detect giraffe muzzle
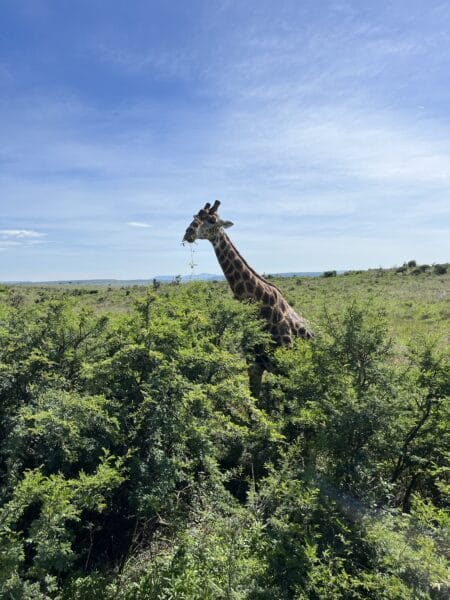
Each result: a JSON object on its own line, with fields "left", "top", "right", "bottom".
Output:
{"left": 183, "top": 229, "right": 195, "bottom": 243}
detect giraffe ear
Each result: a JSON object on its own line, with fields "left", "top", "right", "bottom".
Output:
{"left": 221, "top": 220, "right": 234, "bottom": 229}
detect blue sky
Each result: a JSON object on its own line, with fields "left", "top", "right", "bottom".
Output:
{"left": 1, "top": 0, "right": 449, "bottom": 280}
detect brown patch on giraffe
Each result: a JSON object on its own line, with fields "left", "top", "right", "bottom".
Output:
{"left": 277, "top": 318, "right": 289, "bottom": 333}
{"left": 245, "top": 280, "right": 256, "bottom": 294}
{"left": 234, "top": 258, "right": 242, "bottom": 270}
{"left": 235, "top": 281, "right": 245, "bottom": 296}
{"left": 262, "top": 291, "right": 270, "bottom": 304}
{"left": 255, "top": 286, "right": 263, "bottom": 300}
{"left": 260, "top": 305, "right": 271, "bottom": 319}
{"left": 268, "top": 312, "right": 276, "bottom": 325}
{"left": 271, "top": 309, "right": 283, "bottom": 323}
{"left": 282, "top": 335, "right": 291, "bottom": 345}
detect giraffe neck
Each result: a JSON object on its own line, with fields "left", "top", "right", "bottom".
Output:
{"left": 210, "top": 230, "right": 272, "bottom": 300}
{"left": 209, "top": 229, "right": 313, "bottom": 345}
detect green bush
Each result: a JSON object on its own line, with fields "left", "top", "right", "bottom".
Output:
{"left": 434, "top": 264, "right": 447, "bottom": 275}
{"left": 0, "top": 278, "right": 448, "bottom": 599}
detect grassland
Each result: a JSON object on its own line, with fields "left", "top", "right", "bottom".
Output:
{"left": 5, "top": 264, "right": 449, "bottom": 348}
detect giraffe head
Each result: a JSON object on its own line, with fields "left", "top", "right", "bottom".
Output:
{"left": 183, "top": 200, "right": 233, "bottom": 243}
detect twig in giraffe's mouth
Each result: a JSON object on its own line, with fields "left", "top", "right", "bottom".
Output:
{"left": 189, "top": 243, "right": 197, "bottom": 275}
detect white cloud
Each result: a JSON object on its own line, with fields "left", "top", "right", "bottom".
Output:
{"left": 127, "top": 221, "right": 151, "bottom": 228}
{"left": 0, "top": 230, "right": 47, "bottom": 251}
{"left": 0, "top": 229, "right": 46, "bottom": 239}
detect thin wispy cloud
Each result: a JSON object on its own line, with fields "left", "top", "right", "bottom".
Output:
{"left": 0, "top": 229, "right": 45, "bottom": 239}
{"left": 0, "top": 230, "right": 47, "bottom": 248}
{"left": 0, "top": 230, "right": 47, "bottom": 255}
{"left": 127, "top": 222, "right": 151, "bottom": 228}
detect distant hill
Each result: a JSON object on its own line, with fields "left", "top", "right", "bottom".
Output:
{"left": 5, "top": 274, "right": 222, "bottom": 286}
{"left": 4, "top": 272, "right": 325, "bottom": 286}
{"left": 267, "top": 271, "right": 323, "bottom": 278}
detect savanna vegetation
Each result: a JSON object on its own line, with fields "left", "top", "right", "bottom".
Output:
{"left": 0, "top": 264, "right": 449, "bottom": 599}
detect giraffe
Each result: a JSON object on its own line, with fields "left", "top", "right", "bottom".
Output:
{"left": 183, "top": 200, "right": 313, "bottom": 395}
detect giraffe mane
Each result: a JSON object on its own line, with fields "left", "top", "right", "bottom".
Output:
{"left": 222, "top": 233, "right": 284, "bottom": 294}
